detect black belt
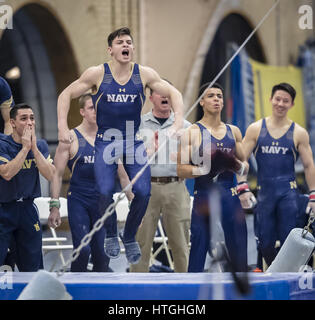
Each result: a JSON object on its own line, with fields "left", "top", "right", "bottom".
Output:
{"left": 151, "top": 177, "right": 179, "bottom": 183}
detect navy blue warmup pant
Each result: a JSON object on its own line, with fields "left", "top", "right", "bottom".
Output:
{"left": 0, "top": 200, "right": 43, "bottom": 271}
{"left": 67, "top": 191, "right": 110, "bottom": 272}
{"left": 255, "top": 179, "right": 298, "bottom": 266}
{"left": 95, "top": 138, "right": 151, "bottom": 242}
{"left": 188, "top": 185, "right": 248, "bottom": 272}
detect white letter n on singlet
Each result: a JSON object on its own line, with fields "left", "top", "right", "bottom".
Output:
{"left": 107, "top": 94, "right": 116, "bottom": 102}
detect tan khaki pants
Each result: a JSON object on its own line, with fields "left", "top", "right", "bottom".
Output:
{"left": 130, "top": 180, "right": 191, "bottom": 272}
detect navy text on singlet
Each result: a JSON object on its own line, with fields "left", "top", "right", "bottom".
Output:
{"left": 92, "top": 63, "right": 145, "bottom": 140}
{"left": 254, "top": 118, "right": 298, "bottom": 183}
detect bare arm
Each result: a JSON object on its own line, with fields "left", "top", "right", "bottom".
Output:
{"left": 0, "top": 147, "right": 29, "bottom": 181}
{"left": 48, "top": 141, "right": 71, "bottom": 228}
{"left": 50, "top": 143, "right": 71, "bottom": 199}
{"left": 57, "top": 66, "right": 102, "bottom": 143}
{"left": 237, "top": 122, "right": 261, "bottom": 209}
{"left": 1, "top": 101, "right": 12, "bottom": 135}
{"left": 229, "top": 125, "right": 249, "bottom": 180}
{"left": 231, "top": 125, "right": 245, "bottom": 162}
{"left": 235, "top": 122, "right": 260, "bottom": 182}
{"left": 242, "top": 121, "right": 260, "bottom": 160}
{"left": 117, "top": 161, "right": 134, "bottom": 202}
{"left": 296, "top": 127, "right": 315, "bottom": 191}
{"left": 141, "top": 66, "right": 184, "bottom": 133}
{"left": 177, "top": 125, "right": 206, "bottom": 178}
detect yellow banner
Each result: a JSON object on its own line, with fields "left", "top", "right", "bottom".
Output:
{"left": 250, "top": 59, "right": 306, "bottom": 128}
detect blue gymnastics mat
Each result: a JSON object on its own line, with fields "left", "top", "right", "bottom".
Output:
{"left": 1, "top": 272, "right": 315, "bottom": 300}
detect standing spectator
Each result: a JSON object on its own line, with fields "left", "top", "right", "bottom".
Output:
{"left": 0, "top": 103, "right": 55, "bottom": 271}
{"left": 130, "top": 85, "right": 191, "bottom": 272}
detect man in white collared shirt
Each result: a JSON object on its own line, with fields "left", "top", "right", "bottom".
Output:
{"left": 130, "top": 85, "right": 191, "bottom": 272}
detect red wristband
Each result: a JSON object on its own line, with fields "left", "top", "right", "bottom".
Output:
{"left": 236, "top": 183, "right": 249, "bottom": 194}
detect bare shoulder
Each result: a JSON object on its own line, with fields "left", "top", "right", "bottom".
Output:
{"left": 82, "top": 64, "right": 104, "bottom": 81}
{"left": 229, "top": 124, "right": 242, "bottom": 137}
{"left": 139, "top": 65, "right": 156, "bottom": 75}
{"left": 245, "top": 119, "right": 262, "bottom": 136}
{"left": 249, "top": 119, "right": 263, "bottom": 130}
{"left": 180, "top": 124, "right": 198, "bottom": 141}
{"left": 139, "top": 65, "right": 159, "bottom": 85}
{"left": 294, "top": 123, "right": 309, "bottom": 142}
{"left": 294, "top": 122, "right": 308, "bottom": 133}
{"left": 188, "top": 123, "right": 200, "bottom": 133}
{"left": 188, "top": 123, "right": 202, "bottom": 146}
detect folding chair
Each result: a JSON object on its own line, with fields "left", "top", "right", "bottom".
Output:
{"left": 34, "top": 197, "right": 73, "bottom": 271}
{"left": 150, "top": 219, "right": 174, "bottom": 269}
{"left": 150, "top": 196, "right": 194, "bottom": 270}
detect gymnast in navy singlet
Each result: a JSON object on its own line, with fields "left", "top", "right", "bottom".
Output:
{"left": 253, "top": 118, "right": 299, "bottom": 265}
{"left": 57, "top": 27, "right": 184, "bottom": 265}
{"left": 49, "top": 94, "right": 110, "bottom": 272}
{"left": 92, "top": 61, "right": 151, "bottom": 263}
{"left": 67, "top": 128, "right": 110, "bottom": 272}
{"left": 242, "top": 83, "right": 315, "bottom": 267}
{"left": 177, "top": 83, "right": 248, "bottom": 273}
{"left": 188, "top": 122, "right": 248, "bottom": 272}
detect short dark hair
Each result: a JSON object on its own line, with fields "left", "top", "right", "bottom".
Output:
{"left": 79, "top": 93, "right": 92, "bottom": 109}
{"left": 200, "top": 82, "right": 224, "bottom": 95}
{"left": 10, "top": 103, "right": 33, "bottom": 119}
{"left": 271, "top": 82, "right": 296, "bottom": 102}
{"left": 107, "top": 27, "right": 133, "bottom": 47}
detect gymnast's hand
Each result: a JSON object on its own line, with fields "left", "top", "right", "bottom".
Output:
{"left": 167, "top": 120, "right": 184, "bottom": 139}
{"left": 239, "top": 191, "right": 257, "bottom": 209}
{"left": 48, "top": 207, "right": 62, "bottom": 229}
{"left": 21, "top": 126, "right": 32, "bottom": 151}
{"left": 31, "top": 126, "right": 38, "bottom": 152}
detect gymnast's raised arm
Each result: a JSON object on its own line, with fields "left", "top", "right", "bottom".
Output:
{"left": 57, "top": 65, "right": 103, "bottom": 144}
